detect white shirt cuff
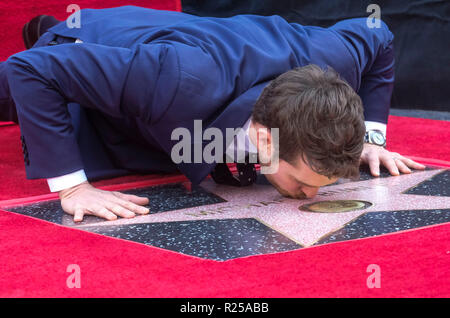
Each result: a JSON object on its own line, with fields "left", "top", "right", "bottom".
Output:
{"left": 365, "top": 121, "right": 387, "bottom": 136}
{"left": 47, "top": 169, "right": 87, "bottom": 192}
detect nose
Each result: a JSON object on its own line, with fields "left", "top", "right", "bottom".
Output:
{"left": 301, "top": 187, "right": 319, "bottom": 199}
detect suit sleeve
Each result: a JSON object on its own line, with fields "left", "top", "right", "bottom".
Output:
{"left": 330, "top": 18, "right": 395, "bottom": 125}
{"left": 5, "top": 42, "right": 179, "bottom": 179}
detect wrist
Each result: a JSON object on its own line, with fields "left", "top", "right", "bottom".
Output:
{"left": 363, "top": 142, "right": 384, "bottom": 149}
{"left": 58, "top": 180, "right": 91, "bottom": 200}
{"left": 364, "top": 130, "right": 386, "bottom": 148}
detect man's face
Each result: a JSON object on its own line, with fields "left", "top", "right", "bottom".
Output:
{"left": 248, "top": 120, "right": 338, "bottom": 199}
{"left": 262, "top": 156, "right": 338, "bottom": 199}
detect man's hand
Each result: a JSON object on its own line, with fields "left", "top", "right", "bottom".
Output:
{"left": 360, "top": 143, "right": 426, "bottom": 177}
{"left": 59, "top": 181, "right": 150, "bottom": 222}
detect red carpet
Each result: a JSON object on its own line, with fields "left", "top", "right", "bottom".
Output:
{"left": 1, "top": 1, "right": 449, "bottom": 298}
{"left": 0, "top": 0, "right": 181, "bottom": 61}
{"left": 0, "top": 208, "right": 449, "bottom": 297}
{"left": 386, "top": 116, "right": 450, "bottom": 166}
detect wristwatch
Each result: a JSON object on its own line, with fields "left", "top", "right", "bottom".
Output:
{"left": 364, "top": 130, "right": 386, "bottom": 147}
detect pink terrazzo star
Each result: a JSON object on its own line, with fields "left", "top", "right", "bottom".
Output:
{"left": 73, "top": 169, "right": 450, "bottom": 247}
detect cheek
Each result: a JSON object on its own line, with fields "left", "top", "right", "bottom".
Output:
{"left": 284, "top": 179, "right": 299, "bottom": 192}
{"left": 268, "top": 171, "right": 297, "bottom": 192}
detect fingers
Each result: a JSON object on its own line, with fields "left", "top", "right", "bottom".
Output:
{"left": 105, "top": 201, "right": 136, "bottom": 219}
{"left": 85, "top": 194, "right": 150, "bottom": 220}
{"left": 86, "top": 193, "right": 150, "bottom": 220}
{"left": 87, "top": 205, "right": 118, "bottom": 221}
{"left": 381, "top": 153, "right": 426, "bottom": 176}
{"left": 72, "top": 198, "right": 148, "bottom": 222}
{"left": 367, "top": 154, "right": 381, "bottom": 177}
{"left": 73, "top": 208, "right": 85, "bottom": 223}
{"left": 401, "top": 157, "right": 426, "bottom": 170}
{"left": 61, "top": 185, "right": 151, "bottom": 223}
{"left": 115, "top": 192, "right": 149, "bottom": 205}
{"left": 362, "top": 144, "right": 427, "bottom": 178}
{"left": 381, "top": 156, "right": 400, "bottom": 176}
{"left": 120, "top": 200, "right": 150, "bottom": 215}
{"left": 395, "top": 158, "right": 411, "bottom": 174}
{"left": 113, "top": 192, "right": 150, "bottom": 215}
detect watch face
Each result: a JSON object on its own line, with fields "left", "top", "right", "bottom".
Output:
{"left": 372, "top": 132, "right": 385, "bottom": 145}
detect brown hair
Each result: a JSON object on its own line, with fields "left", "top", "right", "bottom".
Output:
{"left": 252, "top": 64, "right": 365, "bottom": 179}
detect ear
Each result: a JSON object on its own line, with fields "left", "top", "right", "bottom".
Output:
{"left": 249, "top": 121, "right": 272, "bottom": 164}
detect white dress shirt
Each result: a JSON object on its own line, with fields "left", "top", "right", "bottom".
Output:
{"left": 365, "top": 121, "right": 387, "bottom": 136}
{"left": 225, "top": 116, "right": 258, "bottom": 163}
{"left": 47, "top": 169, "right": 87, "bottom": 192}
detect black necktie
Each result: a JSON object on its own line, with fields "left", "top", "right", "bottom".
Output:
{"left": 211, "top": 154, "right": 258, "bottom": 187}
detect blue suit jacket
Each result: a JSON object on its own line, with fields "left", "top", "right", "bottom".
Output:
{"left": 5, "top": 6, "right": 394, "bottom": 185}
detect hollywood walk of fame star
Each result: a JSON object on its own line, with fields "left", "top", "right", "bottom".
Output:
{"left": 72, "top": 168, "right": 450, "bottom": 247}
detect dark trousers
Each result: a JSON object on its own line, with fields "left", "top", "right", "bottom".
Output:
{"left": 1, "top": 32, "right": 61, "bottom": 122}
{"left": 0, "top": 61, "right": 17, "bottom": 123}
